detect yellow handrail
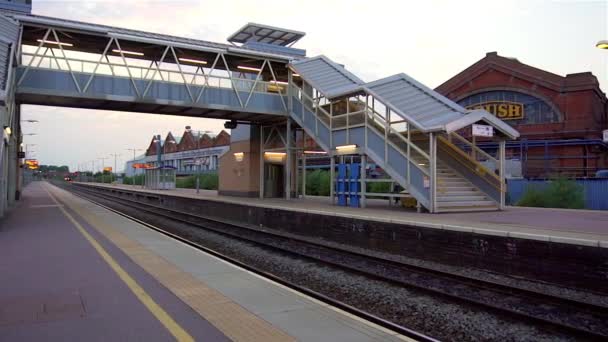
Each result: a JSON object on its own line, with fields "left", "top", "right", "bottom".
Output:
{"left": 437, "top": 135, "right": 504, "bottom": 192}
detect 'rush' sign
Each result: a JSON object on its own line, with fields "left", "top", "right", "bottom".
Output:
{"left": 466, "top": 101, "right": 524, "bottom": 120}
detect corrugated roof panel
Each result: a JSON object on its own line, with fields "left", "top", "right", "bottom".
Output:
{"left": 365, "top": 74, "right": 468, "bottom": 130}
{"left": 290, "top": 55, "right": 364, "bottom": 97}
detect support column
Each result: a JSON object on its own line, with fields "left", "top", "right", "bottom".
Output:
{"left": 499, "top": 139, "right": 506, "bottom": 210}
{"left": 330, "top": 155, "right": 335, "bottom": 205}
{"left": 302, "top": 152, "right": 306, "bottom": 198}
{"left": 360, "top": 154, "right": 366, "bottom": 208}
{"left": 285, "top": 118, "right": 292, "bottom": 200}
{"left": 259, "top": 125, "right": 264, "bottom": 199}
{"left": 429, "top": 132, "right": 437, "bottom": 213}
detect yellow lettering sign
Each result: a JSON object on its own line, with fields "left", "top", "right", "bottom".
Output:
{"left": 466, "top": 101, "right": 524, "bottom": 120}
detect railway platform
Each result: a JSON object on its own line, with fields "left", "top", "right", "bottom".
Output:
{"left": 0, "top": 181, "right": 409, "bottom": 342}
{"left": 79, "top": 182, "right": 608, "bottom": 247}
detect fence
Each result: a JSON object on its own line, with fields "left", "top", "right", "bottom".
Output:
{"left": 507, "top": 178, "right": 608, "bottom": 210}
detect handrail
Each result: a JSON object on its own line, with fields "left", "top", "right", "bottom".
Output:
{"left": 449, "top": 132, "right": 497, "bottom": 164}
{"left": 21, "top": 51, "right": 285, "bottom": 95}
{"left": 437, "top": 135, "right": 503, "bottom": 192}
{"left": 366, "top": 121, "right": 430, "bottom": 176}
{"left": 368, "top": 108, "right": 429, "bottom": 161}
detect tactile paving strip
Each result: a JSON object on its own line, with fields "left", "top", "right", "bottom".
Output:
{"left": 51, "top": 185, "right": 295, "bottom": 342}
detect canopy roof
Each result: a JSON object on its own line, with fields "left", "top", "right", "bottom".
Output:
{"left": 290, "top": 57, "right": 520, "bottom": 139}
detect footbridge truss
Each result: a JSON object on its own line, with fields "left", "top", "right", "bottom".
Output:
{"left": 0, "top": 10, "right": 519, "bottom": 213}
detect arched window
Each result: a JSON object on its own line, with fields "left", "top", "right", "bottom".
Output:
{"left": 458, "top": 90, "right": 562, "bottom": 125}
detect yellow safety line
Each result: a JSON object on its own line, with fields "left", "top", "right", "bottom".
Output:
{"left": 43, "top": 184, "right": 194, "bottom": 342}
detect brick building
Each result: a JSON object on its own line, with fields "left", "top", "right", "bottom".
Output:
{"left": 124, "top": 126, "right": 230, "bottom": 176}
{"left": 436, "top": 52, "right": 608, "bottom": 178}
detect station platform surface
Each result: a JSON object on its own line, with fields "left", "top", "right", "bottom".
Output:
{"left": 0, "top": 181, "right": 408, "bottom": 342}
{"left": 78, "top": 182, "right": 608, "bottom": 248}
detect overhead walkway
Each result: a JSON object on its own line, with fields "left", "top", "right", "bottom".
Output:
{"left": 289, "top": 56, "right": 519, "bottom": 213}
{"left": 0, "top": 6, "right": 520, "bottom": 213}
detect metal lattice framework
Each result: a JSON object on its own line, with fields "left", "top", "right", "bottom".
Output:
{"left": 17, "top": 27, "right": 289, "bottom": 113}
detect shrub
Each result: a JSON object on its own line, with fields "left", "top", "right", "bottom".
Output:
{"left": 517, "top": 177, "right": 584, "bottom": 209}
{"left": 305, "top": 169, "right": 330, "bottom": 196}
{"left": 176, "top": 173, "right": 218, "bottom": 190}
{"left": 367, "top": 180, "right": 391, "bottom": 193}
{"left": 544, "top": 177, "right": 584, "bottom": 209}
{"left": 516, "top": 186, "right": 546, "bottom": 207}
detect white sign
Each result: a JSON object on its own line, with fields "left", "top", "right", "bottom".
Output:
{"left": 472, "top": 124, "right": 494, "bottom": 137}
{"left": 603, "top": 129, "right": 608, "bottom": 143}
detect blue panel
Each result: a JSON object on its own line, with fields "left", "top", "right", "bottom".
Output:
{"left": 366, "top": 127, "right": 385, "bottom": 161}
{"left": 18, "top": 68, "right": 80, "bottom": 93}
{"left": 332, "top": 129, "right": 347, "bottom": 147}
{"left": 317, "top": 121, "right": 330, "bottom": 147}
{"left": 18, "top": 68, "right": 286, "bottom": 114}
{"left": 387, "top": 144, "right": 407, "bottom": 179}
{"left": 506, "top": 179, "right": 608, "bottom": 210}
{"left": 350, "top": 127, "right": 365, "bottom": 148}
{"left": 337, "top": 163, "right": 347, "bottom": 206}
{"left": 247, "top": 92, "right": 286, "bottom": 112}
{"left": 349, "top": 163, "right": 360, "bottom": 207}
{"left": 408, "top": 162, "right": 430, "bottom": 203}
{"left": 291, "top": 98, "right": 303, "bottom": 119}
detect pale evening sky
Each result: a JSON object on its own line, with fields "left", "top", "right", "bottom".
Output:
{"left": 19, "top": 0, "right": 608, "bottom": 172}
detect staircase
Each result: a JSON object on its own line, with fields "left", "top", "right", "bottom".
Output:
{"left": 435, "top": 160, "right": 499, "bottom": 212}
{"left": 287, "top": 55, "right": 509, "bottom": 213}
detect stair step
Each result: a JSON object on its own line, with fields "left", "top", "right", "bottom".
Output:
{"left": 437, "top": 190, "right": 482, "bottom": 196}
{"left": 438, "top": 187, "right": 478, "bottom": 192}
{"left": 437, "top": 195, "right": 487, "bottom": 202}
{"left": 437, "top": 206, "right": 499, "bottom": 213}
{"left": 437, "top": 200, "right": 497, "bottom": 207}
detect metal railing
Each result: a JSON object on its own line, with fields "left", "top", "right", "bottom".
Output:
{"left": 20, "top": 51, "right": 286, "bottom": 95}
{"left": 437, "top": 135, "right": 504, "bottom": 192}
{"left": 290, "top": 82, "right": 430, "bottom": 184}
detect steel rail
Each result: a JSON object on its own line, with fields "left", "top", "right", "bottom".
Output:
{"left": 59, "top": 183, "right": 437, "bottom": 342}
{"left": 66, "top": 183, "right": 608, "bottom": 340}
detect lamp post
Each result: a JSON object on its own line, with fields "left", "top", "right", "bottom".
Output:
{"left": 126, "top": 148, "right": 143, "bottom": 185}
{"left": 109, "top": 153, "right": 121, "bottom": 184}
{"left": 98, "top": 157, "right": 108, "bottom": 183}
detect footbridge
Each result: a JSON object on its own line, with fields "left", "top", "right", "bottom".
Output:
{"left": 0, "top": 5, "right": 519, "bottom": 214}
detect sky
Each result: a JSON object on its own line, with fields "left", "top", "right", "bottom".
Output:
{"left": 19, "top": 0, "right": 608, "bottom": 172}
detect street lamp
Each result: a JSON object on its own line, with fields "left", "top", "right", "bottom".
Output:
{"left": 596, "top": 40, "right": 608, "bottom": 49}
{"left": 21, "top": 119, "right": 39, "bottom": 123}
{"left": 109, "top": 153, "right": 121, "bottom": 184}
{"left": 126, "top": 148, "right": 144, "bottom": 185}
{"left": 23, "top": 133, "right": 37, "bottom": 136}
{"left": 98, "top": 156, "right": 108, "bottom": 183}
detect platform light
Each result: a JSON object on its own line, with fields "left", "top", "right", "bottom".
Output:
{"left": 37, "top": 39, "right": 73, "bottom": 47}
{"left": 596, "top": 40, "right": 608, "bottom": 49}
{"left": 264, "top": 151, "right": 286, "bottom": 163}
{"left": 3, "top": 126, "right": 11, "bottom": 136}
{"left": 178, "top": 58, "right": 208, "bottom": 65}
{"left": 237, "top": 65, "right": 262, "bottom": 72}
{"left": 418, "top": 163, "right": 426, "bottom": 166}
{"left": 270, "top": 80, "right": 289, "bottom": 85}
{"left": 233, "top": 152, "right": 244, "bottom": 162}
{"left": 335, "top": 144, "right": 357, "bottom": 150}
{"left": 112, "top": 49, "right": 144, "bottom": 56}
{"left": 303, "top": 150, "right": 327, "bottom": 154}
{"left": 292, "top": 73, "right": 300, "bottom": 77}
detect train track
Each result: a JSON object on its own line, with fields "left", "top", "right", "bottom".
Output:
{"left": 65, "top": 183, "right": 608, "bottom": 340}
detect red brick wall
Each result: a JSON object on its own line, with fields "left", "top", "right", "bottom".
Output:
{"left": 436, "top": 52, "right": 608, "bottom": 177}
